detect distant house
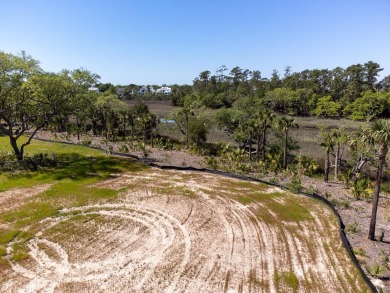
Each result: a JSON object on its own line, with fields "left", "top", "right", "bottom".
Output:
{"left": 88, "top": 87, "right": 100, "bottom": 93}
{"left": 138, "top": 85, "right": 156, "bottom": 94}
{"left": 116, "top": 87, "right": 125, "bottom": 95}
{"left": 138, "top": 86, "right": 148, "bottom": 94}
{"left": 156, "top": 86, "right": 172, "bottom": 95}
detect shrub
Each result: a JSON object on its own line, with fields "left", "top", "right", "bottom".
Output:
{"left": 80, "top": 138, "right": 92, "bottom": 146}
{"left": 353, "top": 247, "right": 366, "bottom": 257}
{"left": 351, "top": 175, "right": 373, "bottom": 200}
{"left": 205, "top": 156, "right": 219, "bottom": 170}
{"left": 288, "top": 176, "right": 302, "bottom": 193}
{"left": 345, "top": 222, "right": 359, "bottom": 233}
{"left": 366, "top": 263, "right": 385, "bottom": 278}
{"left": 331, "top": 198, "right": 350, "bottom": 209}
{"left": 118, "top": 144, "right": 129, "bottom": 153}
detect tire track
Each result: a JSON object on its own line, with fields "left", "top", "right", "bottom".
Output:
{"left": 2, "top": 170, "right": 372, "bottom": 292}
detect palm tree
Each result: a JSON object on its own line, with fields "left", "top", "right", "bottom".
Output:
{"left": 320, "top": 132, "right": 335, "bottom": 183}
{"left": 358, "top": 119, "right": 390, "bottom": 240}
{"left": 254, "top": 109, "right": 274, "bottom": 161}
{"left": 332, "top": 128, "right": 348, "bottom": 181}
{"left": 276, "top": 116, "right": 298, "bottom": 169}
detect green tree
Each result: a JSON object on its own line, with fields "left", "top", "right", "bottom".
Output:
{"left": 216, "top": 108, "right": 247, "bottom": 148}
{"left": 363, "top": 61, "right": 383, "bottom": 92}
{"left": 0, "top": 51, "right": 41, "bottom": 160}
{"left": 313, "top": 96, "right": 342, "bottom": 117}
{"left": 68, "top": 69, "right": 100, "bottom": 140}
{"left": 170, "top": 96, "right": 208, "bottom": 147}
{"left": 357, "top": 119, "right": 390, "bottom": 240}
{"left": 253, "top": 108, "right": 274, "bottom": 161}
{"left": 343, "top": 91, "right": 389, "bottom": 121}
{"left": 276, "top": 116, "right": 299, "bottom": 169}
{"left": 332, "top": 128, "right": 349, "bottom": 181}
{"left": 265, "top": 88, "right": 296, "bottom": 114}
{"left": 1, "top": 70, "right": 74, "bottom": 160}
{"left": 320, "top": 130, "right": 335, "bottom": 183}
{"left": 95, "top": 94, "right": 127, "bottom": 140}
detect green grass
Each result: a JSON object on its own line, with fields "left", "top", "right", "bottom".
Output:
{"left": 236, "top": 191, "right": 281, "bottom": 205}
{"left": 0, "top": 137, "right": 147, "bottom": 264}
{"left": 0, "top": 246, "right": 6, "bottom": 257}
{"left": 283, "top": 271, "right": 299, "bottom": 290}
{"left": 0, "top": 230, "right": 20, "bottom": 244}
{"left": 0, "top": 137, "right": 146, "bottom": 192}
{"left": 274, "top": 270, "right": 299, "bottom": 291}
{"left": 0, "top": 136, "right": 102, "bottom": 156}
{"left": 277, "top": 200, "right": 312, "bottom": 222}
{"left": 10, "top": 242, "right": 29, "bottom": 261}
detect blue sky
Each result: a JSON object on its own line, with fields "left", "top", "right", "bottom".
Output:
{"left": 1, "top": 0, "right": 389, "bottom": 85}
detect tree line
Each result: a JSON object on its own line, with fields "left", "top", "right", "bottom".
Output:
{"left": 0, "top": 51, "right": 157, "bottom": 161}
{"left": 170, "top": 63, "right": 390, "bottom": 121}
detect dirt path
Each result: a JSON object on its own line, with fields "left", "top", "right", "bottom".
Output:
{"left": 1, "top": 170, "right": 372, "bottom": 292}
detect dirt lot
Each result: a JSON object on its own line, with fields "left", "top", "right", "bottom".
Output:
{"left": 27, "top": 130, "right": 390, "bottom": 291}
{"left": 1, "top": 169, "right": 372, "bottom": 292}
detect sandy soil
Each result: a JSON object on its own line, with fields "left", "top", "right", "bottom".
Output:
{"left": 1, "top": 170, "right": 373, "bottom": 292}
{"left": 14, "top": 130, "right": 388, "bottom": 291}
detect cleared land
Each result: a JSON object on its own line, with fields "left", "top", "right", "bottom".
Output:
{"left": 0, "top": 156, "right": 371, "bottom": 292}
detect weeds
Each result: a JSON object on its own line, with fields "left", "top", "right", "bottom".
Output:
{"left": 288, "top": 176, "right": 302, "bottom": 194}
{"left": 274, "top": 270, "right": 299, "bottom": 291}
{"left": 379, "top": 230, "right": 385, "bottom": 242}
{"left": 330, "top": 198, "right": 350, "bottom": 209}
{"left": 366, "top": 263, "right": 385, "bottom": 278}
{"left": 305, "top": 185, "right": 319, "bottom": 195}
{"left": 205, "top": 156, "right": 219, "bottom": 170}
{"left": 118, "top": 144, "right": 130, "bottom": 153}
{"left": 345, "top": 222, "right": 359, "bottom": 233}
{"left": 324, "top": 192, "right": 332, "bottom": 199}
{"left": 11, "top": 242, "right": 29, "bottom": 261}
{"left": 379, "top": 250, "right": 389, "bottom": 270}
{"left": 351, "top": 175, "right": 373, "bottom": 200}
{"left": 353, "top": 247, "right": 366, "bottom": 257}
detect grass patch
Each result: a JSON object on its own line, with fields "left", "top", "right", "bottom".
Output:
{"left": 11, "top": 242, "right": 29, "bottom": 261}
{"left": 218, "top": 179, "right": 268, "bottom": 195}
{"left": 261, "top": 198, "right": 313, "bottom": 222}
{"left": 0, "top": 246, "right": 6, "bottom": 256}
{"left": 44, "top": 214, "right": 101, "bottom": 240}
{"left": 154, "top": 184, "right": 197, "bottom": 198}
{"left": 0, "top": 230, "right": 20, "bottom": 244}
{"left": 283, "top": 271, "right": 299, "bottom": 290}
{"left": 235, "top": 191, "right": 282, "bottom": 205}
{"left": 274, "top": 270, "right": 299, "bottom": 291}
{"left": 2, "top": 201, "right": 59, "bottom": 228}
{"left": 0, "top": 138, "right": 148, "bottom": 264}
{"left": 0, "top": 137, "right": 146, "bottom": 192}
{"left": 42, "top": 179, "right": 118, "bottom": 206}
